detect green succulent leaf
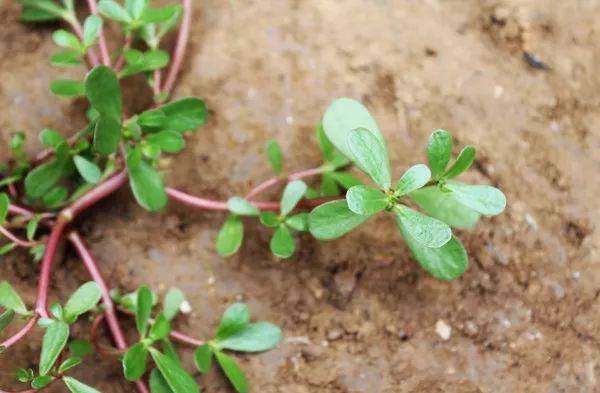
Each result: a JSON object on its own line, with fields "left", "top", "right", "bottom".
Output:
{"left": 427, "top": 130, "right": 453, "bottom": 179}
{"left": 346, "top": 128, "right": 391, "bottom": 190}
{"left": 149, "top": 368, "right": 174, "bottom": 393}
{"left": 123, "top": 342, "right": 148, "bottom": 381}
{"left": 19, "top": 0, "right": 66, "bottom": 22}
{"left": 98, "top": 0, "right": 132, "bottom": 23}
{"left": 194, "top": 344, "right": 212, "bottom": 373}
{"left": 82, "top": 15, "right": 102, "bottom": 47}
{"left": 346, "top": 185, "right": 388, "bottom": 216}
{"left": 24, "top": 157, "right": 67, "bottom": 199}
{"left": 216, "top": 322, "right": 282, "bottom": 352}
{"left": 85, "top": 65, "right": 122, "bottom": 120}
{"left": 216, "top": 303, "right": 249, "bottom": 340}
{"left": 50, "top": 51, "right": 82, "bottom": 67}
{"left": 0, "top": 281, "right": 28, "bottom": 315}
{"left": 94, "top": 115, "right": 122, "bottom": 155}
{"left": 409, "top": 186, "right": 480, "bottom": 228}
{"left": 266, "top": 140, "right": 283, "bottom": 175}
{"left": 69, "top": 339, "right": 93, "bottom": 357}
{"left": 443, "top": 146, "right": 476, "bottom": 180}
{"left": 63, "top": 377, "right": 101, "bottom": 393}
{"left": 227, "top": 197, "right": 260, "bottom": 217}
{"left": 398, "top": 219, "right": 468, "bottom": 281}
{"left": 280, "top": 180, "right": 307, "bottom": 216}
{"left": 127, "top": 148, "right": 168, "bottom": 211}
{"left": 39, "top": 320, "right": 70, "bottom": 375}
{"left": 145, "top": 131, "right": 185, "bottom": 153}
{"left": 52, "top": 30, "right": 80, "bottom": 49}
{"left": 150, "top": 348, "right": 200, "bottom": 393}
{"left": 50, "top": 80, "right": 86, "bottom": 97}
{"left": 0, "top": 193, "right": 9, "bottom": 224}
{"left": 73, "top": 155, "right": 102, "bottom": 184}
{"left": 39, "top": 129, "right": 66, "bottom": 149}
{"left": 259, "top": 211, "right": 279, "bottom": 228}
{"left": 136, "top": 286, "right": 153, "bottom": 337}
{"left": 142, "top": 6, "right": 179, "bottom": 23}
{"left": 58, "top": 356, "right": 82, "bottom": 373}
{"left": 31, "top": 375, "right": 54, "bottom": 389}
{"left": 215, "top": 351, "right": 248, "bottom": 393}
{"left": 163, "top": 288, "right": 185, "bottom": 321}
{"left": 25, "top": 215, "right": 40, "bottom": 240}
{"left": 121, "top": 49, "right": 170, "bottom": 77}
{"left": 125, "top": 0, "right": 149, "bottom": 19}
{"left": 444, "top": 182, "right": 506, "bottom": 216}
{"left": 308, "top": 200, "right": 370, "bottom": 240}
{"left": 394, "top": 205, "right": 451, "bottom": 248}
{"left": 270, "top": 225, "right": 295, "bottom": 258}
{"left": 316, "top": 123, "right": 349, "bottom": 169}
{"left": 0, "top": 309, "right": 15, "bottom": 332}
{"left": 285, "top": 213, "right": 308, "bottom": 231}
{"left": 216, "top": 215, "right": 244, "bottom": 257}
{"left": 42, "top": 186, "right": 68, "bottom": 209}
{"left": 150, "top": 313, "right": 171, "bottom": 341}
{"left": 152, "top": 98, "right": 207, "bottom": 133}
{"left": 63, "top": 281, "right": 102, "bottom": 323}
{"left": 394, "top": 164, "right": 431, "bottom": 196}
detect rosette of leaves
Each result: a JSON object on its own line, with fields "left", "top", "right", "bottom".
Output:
{"left": 308, "top": 98, "right": 506, "bottom": 280}
{"left": 193, "top": 303, "right": 282, "bottom": 393}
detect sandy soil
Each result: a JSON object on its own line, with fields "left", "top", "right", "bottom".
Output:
{"left": 1, "top": 0, "right": 600, "bottom": 392}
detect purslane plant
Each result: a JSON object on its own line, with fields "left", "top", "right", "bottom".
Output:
{"left": 0, "top": 1, "right": 505, "bottom": 392}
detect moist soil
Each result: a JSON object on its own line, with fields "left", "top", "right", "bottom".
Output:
{"left": 1, "top": 1, "right": 599, "bottom": 392}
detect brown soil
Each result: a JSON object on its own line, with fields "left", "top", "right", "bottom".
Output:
{"left": 1, "top": 0, "right": 599, "bottom": 392}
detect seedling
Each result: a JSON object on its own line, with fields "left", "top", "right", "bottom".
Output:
{"left": 0, "top": 1, "right": 506, "bottom": 392}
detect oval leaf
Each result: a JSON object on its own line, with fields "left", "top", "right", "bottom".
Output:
{"left": 126, "top": 148, "right": 168, "bottom": 211}
{"left": 395, "top": 205, "right": 452, "bottom": 248}
{"left": 150, "top": 349, "right": 200, "bottom": 393}
{"left": 194, "top": 344, "right": 213, "bottom": 373}
{"left": 266, "top": 140, "right": 283, "bottom": 175}
{"left": 73, "top": 155, "right": 102, "bottom": 184}
{"left": 64, "top": 282, "right": 102, "bottom": 322}
{"left": 0, "top": 281, "right": 28, "bottom": 315}
{"left": 63, "top": 376, "right": 101, "bottom": 393}
{"left": 427, "top": 130, "right": 453, "bottom": 179}
{"left": 123, "top": 342, "right": 148, "bottom": 381}
{"left": 39, "top": 321, "right": 70, "bottom": 375}
{"left": 149, "top": 369, "right": 174, "bottom": 393}
{"left": 216, "top": 322, "right": 282, "bottom": 352}
{"left": 51, "top": 80, "right": 85, "bottom": 97}
{"left": 216, "top": 303, "right": 249, "bottom": 340}
{"left": 270, "top": 225, "right": 295, "bottom": 258}
{"left": 308, "top": 200, "right": 370, "bottom": 240}
{"left": 443, "top": 146, "right": 476, "bottom": 180}
{"left": 94, "top": 115, "right": 121, "bottom": 155}
{"left": 280, "top": 180, "right": 307, "bottom": 216}
{"left": 409, "top": 186, "right": 480, "bottom": 228}
{"left": 227, "top": 197, "right": 259, "bottom": 217}
{"left": 215, "top": 351, "right": 248, "bottom": 393}
{"left": 346, "top": 185, "right": 387, "bottom": 215}
{"left": 146, "top": 131, "right": 185, "bottom": 153}
{"left": 347, "top": 128, "right": 391, "bottom": 190}
{"left": 216, "top": 215, "right": 244, "bottom": 257}
{"left": 444, "top": 182, "right": 506, "bottom": 216}
{"left": 394, "top": 164, "right": 431, "bottom": 196}
{"left": 163, "top": 288, "right": 185, "bottom": 321}
{"left": 85, "top": 65, "right": 122, "bottom": 119}
{"left": 0, "top": 193, "right": 9, "bottom": 224}
{"left": 136, "top": 286, "right": 153, "bottom": 338}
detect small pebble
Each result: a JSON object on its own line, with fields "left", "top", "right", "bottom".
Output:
{"left": 327, "top": 329, "right": 343, "bottom": 341}
{"left": 180, "top": 300, "right": 192, "bottom": 314}
{"left": 435, "top": 319, "right": 452, "bottom": 340}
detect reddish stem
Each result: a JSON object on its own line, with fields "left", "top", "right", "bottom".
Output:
{"left": 65, "top": 170, "right": 128, "bottom": 218}
{"left": 0, "top": 226, "right": 39, "bottom": 247}
{"left": 85, "top": 0, "right": 111, "bottom": 67}
{"left": 68, "top": 18, "right": 99, "bottom": 67}
{"left": 35, "top": 218, "right": 67, "bottom": 318}
{"left": 245, "top": 167, "right": 324, "bottom": 200}
{"left": 162, "top": 0, "right": 192, "bottom": 95}
{"left": 0, "top": 316, "right": 38, "bottom": 350}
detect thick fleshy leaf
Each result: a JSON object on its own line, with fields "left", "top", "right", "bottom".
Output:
{"left": 216, "top": 322, "right": 282, "bottom": 352}
{"left": 123, "top": 342, "right": 148, "bottom": 381}
{"left": 309, "top": 200, "right": 370, "bottom": 240}
{"left": 149, "top": 313, "right": 171, "bottom": 341}
{"left": 427, "top": 130, "right": 453, "bottom": 179}
{"left": 259, "top": 211, "right": 279, "bottom": 227}
{"left": 94, "top": 115, "right": 121, "bottom": 154}
{"left": 127, "top": 148, "right": 167, "bottom": 211}
{"left": 51, "top": 80, "right": 85, "bottom": 97}
{"left": 50, "top": 51, "right": 82, "bottom": 67}
{"left": 157, "top": 98, "right": 207, "bottom": 133}
{"left": 394, "top": 164, "right": 431, "bottom": 196}
{"left": 24, "top": 158, "right": 66, "bottom": 199}
{"left": 0, "top": 193, "right": 9, "bottom": 224}
{"left": 85, "top": 66, "right": 122, "bottom": 120}
{"left": 98, "top": 0, "right": 132, "bottom": 23}
{"left": 216, "top": 215, "right": 243, "bottom": 257}
{"left": 194, "top": 344, "right": 212, "bottom": 373}
{"left": 270, "top": 225, "right": 295, "bottom": 258}
{"left": 215, "top": 351, "right": 248, "bottom": 393}
{"left": 82, "top": 15, "right": 102, "bottom": 47}
{"left": 322, "top": 98, "right": 385, "bottom": 160}
{"left": 63, "top": 282, "right": 102, "bottom": 323}
{"left": 0, "top": 281, "right": 28, "bottom": 315}
{"left": 39, "top": 129, "right": 66, "bottom": 149}
{"left": 409, "top": 186, "right": 480, "bottom": 228}
{"left": 20, "top": 0, "right": 65, "bottom": 21}
{"left": 280, "top": 180, "right": 307, "bottom": 216}
{"left": 121, "top": 50, "right": 170, "bottom": 77}
{"left": 266, "top": 140, "right": 283, "bottom": 175}
{"left": 145, "top": 131, "right": 185, "bottom": 153}
{"left": 216, "top": 303, "right": 249, "bottom": 340}
{"left": 443, "top": 146, "right": 476, "bottom": 180}
{"left": 125, "top": 0, "right": 148, "bottom": 19}
{"left": 398, "top": 219, "right": 468, "bottom": 280}
{"left": 39, "top": 320, "right": 70, "bottom": 375}
{"left": 136, "top": 286, "right": 153, "bottom": 338}
{"left": 63, "top": 377, "right": 101, "bottom": 393}
{"left": 285, "top": 213, "right": 308, "bottom": 232}
{"left": 346, "top": 185, "right": 388, "bottom": 216}
{"left": 31, "top": 375, "right": 54, "bottom": 389}
{"left": 58, "top": 356, "right": 82, "bottom": 373}
{"left": 395, "top": 205, "right": 451, "bottom": 248}
{"left": 149, "top": 369, "right": 174, "bottom": 393}
{"left": 316, "top": 123, "right": 349, "bottom": 169}
{"left": 52, "top": 29, "right": 80, "bottom": 49}
{"left": 73, "top": 155, "right": 102, "bottom": 184}
{"left": 150, "top": 348, "right": 200, "bottom": 393}
{"left": 0, "top": 309, "right": 15, "bottom": 332}
{"left": 142, "top": 6, "right": 179, "bottom": 23}
{"left": 163, "top": 288, "right": 185, "bottom": 321}
{"left": 445, "top": 182, "right": 506, "bottom": 216}
{"left": 347, "top": 128, "right": 391, "bottom": 190}
{"left": 227, "top": 197, "right": 259, "bottom": 216}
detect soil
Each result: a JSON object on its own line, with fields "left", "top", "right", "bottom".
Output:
{"left": 1, "top": 0, "right": 599, "bottom": 392}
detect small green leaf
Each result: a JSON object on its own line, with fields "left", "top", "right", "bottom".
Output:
{"left": 0, "top": 193, "right": 9, "bottom": 224}
{"left": 21, "top": 2, "right": 64, "bottom": 22}
{"left": 39, "top": 128, "right": 66, "bottom": 149}
{"left": 42, "top": 186, "right": 68, "bottom": 209}
{"left": 270, "top": 225, "right": 295, "bottom": 258}
{"left": 150, "top": 313, "right": 171, "bottom": 341}
{"left": 0, "top": 309, "right": 15, "bottom": 332}
{"left": 316, "top": 123, "right": 349, "bottom": 169}
{"left": 215, "top": 351, "right": 248, "bottom": 393}
{"left": 346, "top": 185, "right": 388, "bottom": 215}
{"left": 259, "top": 211, "right": 279, "bottom": 228}
{"left": 82, "top": 15, "right": 102, "bottom": 47}
{"left": 39, "top": 320, "right": 69, "bottom": 375}
{"left": 347, "top": 128, "right": 391, "bottom": 190}
{"left": 145, "top": 131, "right": 185, "bottom": 153}
{"left": 163, "top": 288, "right": 185, "bottom": 321}
{"left": 58, "top": 356, "right": 82, "bottom": 373}
{"left": 150, "top": 348, "right": 200, "bottom": 393}
{"left": 98, "top": 0, "right": 132, "bottom": 23}
{"left": 50, "top": 51, "right": 82, "bottom": 67}
{"left": 398, "top": 219, "right": 468, "bottom": 280}
{"left": 395, "top": 205, "right": 451, "bottom": 248}
{"left": 63, "top": 282, "right": 102, "bottom": 323}
{"left": 73, "top": 155, "right": 102, "bottom": 184}
{"left": 69, "top": 340, "right": 93, "bottom": 357}
{"left": 31, "top": 375, "right": 54, "bottom": 389}
{"left": 394, "top": 164, "right": 431, "bottom": 196}
{"left": 151, "top": 98, "right": 207, "bottom": 133}
{"left": 0, "top": 243, "right": 17, "bottom": 255}
{"left": 94, "top": 115, "right": 122, "bottom": 155}
{"left": 280, "top": 180, "right": 307, "bottom": 216}
{"left": 138, "top": 109, "right": 166, "bottom": 129}
{"left": 409, "top": 186, "right": 480, "bottom": 228}
{"left": 149, "top": 369, "right": 174, "bottom": 393}
{"left": 127, "top": 148, "right": 168, "bottom": 211}
{"left": 51, "top": 80, "right": 85, "bottom": 97}
{"left": 194, "top": 344, "right": 212, "bottom": 373}
{"left": 85, "top": 65, "right": 122, "bottom": 120}
{"left": 216, "top": 215, "right": 244, "bottom": 257}
{"left": 52, "top": 30, "right": 80, "bottom": 50}
{"left": 121, "top": 50, "right": 170, "bottom": 77}
{"left": 156, "top": 5, "right": 182, "bottom": 39}
{"left": 444, "top": 181, "right": 506, "bottom": 216}
{"left": 267, "top": 140, "right": 283, "bottom": 175}
{"left": 227, "top": 197, "right": 259, "bottom": 216}
{"left": 0, "top": 281, "right": 28, "bottom": 314}
{"left": 123, "top": 342, "right": 148, "bottom": 381}
{"left": 27, "top": 216, "right": 41, "bottom": 240}
{"left": 126, "top": 0, "right": 149, "bottom": 19}
{"left": 49, "top": 302, "right": 63, "bottom": 320}
{"left": 308, "top": 200, "right": 370, "bottom": 240}
{"left": 443, "top": 146, "right": 476, "bottom": 180}
{"left": 63, "top": 377, "right": 101, "bottom": 393}
{"left": 285, "top": 213, "right": 308, "bottom": 231}
{"left": 427, "top": 130, "right": 453, "bottom": 179}
{"left": 15, "top": 368, "right": 34, "bottom": 383}
{"left": 141, "top": 5, "right": 179, "bottom": 23}
{"left": 136, "top": 286, "right": 153, "bottom": 337}
{"left": 24, "top": 158, "right": 65, "bottom": 199}
{"left": 216, "top": 303, "right": 249, "bottom": 340}
{"left": 216, "top": 322, "right": 282, "bottom": 352}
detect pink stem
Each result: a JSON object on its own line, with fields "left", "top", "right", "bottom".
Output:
{"left": 153, "top": 70, "right": 162, "bottom": 97}
{"left": 161, "top": 0, "right": 192, "bottom": 95}
{"left": 85, "top": 0, "right": 111, "bottom": 67}
{"left": 68, "top": 19, "right": 99, "bottom": 67}
{"left": 66, "top": 170, "right": 128, "bottom": 218}
{"left": 0, "top": 226, "right": 39, "bottom": 248}
{"left": 245, "top": 167, "right": 324, "bottom": 200}
{"left": 0, "top": 316, "right": 38, "bottom": 350}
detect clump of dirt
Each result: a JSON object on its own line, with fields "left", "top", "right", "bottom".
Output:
{"left": 1, "top": 0, "right": 600, "bottom": 392}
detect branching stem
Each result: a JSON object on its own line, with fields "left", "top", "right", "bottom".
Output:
{"left": 162, "top": 0, "right": 192, "bottom": 95}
